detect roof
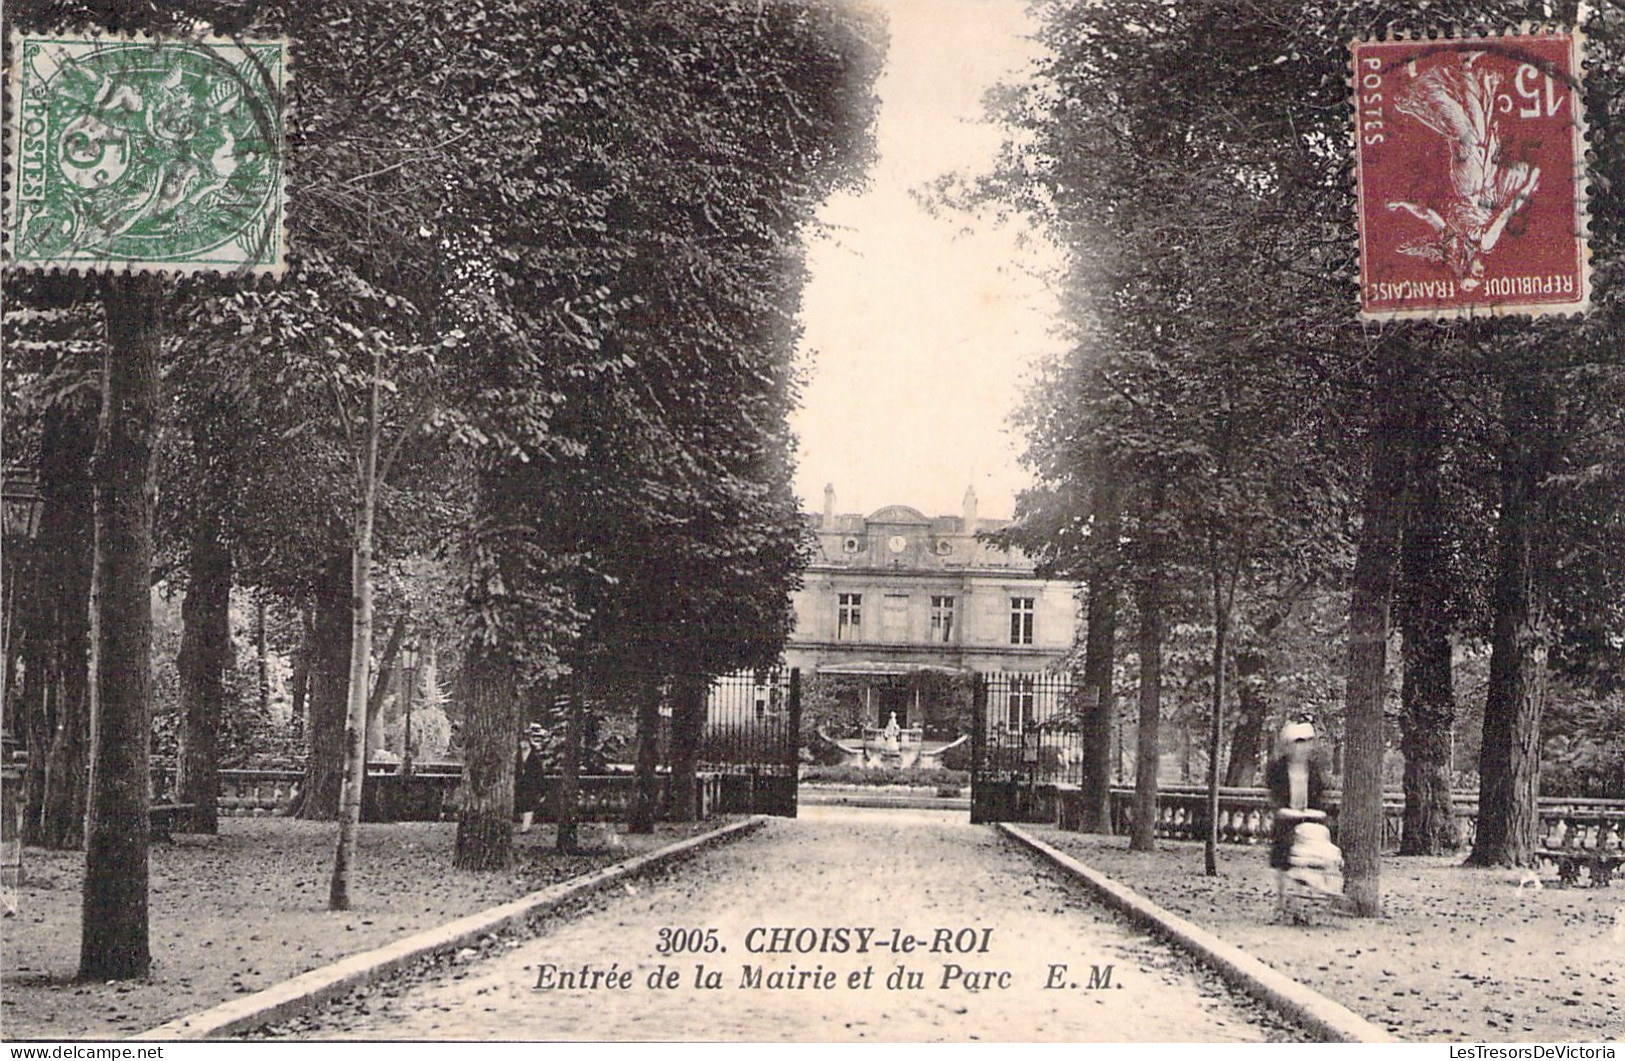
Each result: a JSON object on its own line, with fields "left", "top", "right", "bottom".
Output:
{"left": 866, "top": 505, "right": 931, "bottom": 525}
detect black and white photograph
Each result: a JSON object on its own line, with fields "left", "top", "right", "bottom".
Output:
{"left": 1, "top": 0, "right": 1623, "bottom": 1048}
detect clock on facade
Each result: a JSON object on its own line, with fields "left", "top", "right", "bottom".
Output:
{"left": 887, "top": 534, "right": 907, "bottom": 553}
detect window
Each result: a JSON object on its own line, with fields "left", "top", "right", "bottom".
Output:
{"left": 1008, "top": 676, "right": 1035, "bottom": 731}
{"left": 930, "top": 596, "right": 955, "bottom": 643}
{"left": 837, "top": 593, "right": 862, "bottom": 640}
{"left": 842, "top": 536, "right": 860, "bottom": 554}
{"left": 883, "top": 594, "right": 909, "bottom": 641}
{"left": 1010, "top": 597, "right": 1035, "bottom": 645}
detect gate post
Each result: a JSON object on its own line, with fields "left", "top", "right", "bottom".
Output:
{"left": 970, "top": 673, "right": 988, "bottom": 824}
{"left": 787, "top": 668, "right": 801, "bottom": 819}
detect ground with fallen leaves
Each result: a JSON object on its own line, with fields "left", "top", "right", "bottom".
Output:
{"left": 1, "top": 817, "right": 728, "bottom": 1040}
{"left": 1026, "top": 826, "right": 1624, "bottom": 1043}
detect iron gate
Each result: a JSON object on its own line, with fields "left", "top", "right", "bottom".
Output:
{"left": 970, "top": 671, "right": 1085, "bottom": 824}
{"left": 700, "top": 668, "right": 801, "bottom": 817}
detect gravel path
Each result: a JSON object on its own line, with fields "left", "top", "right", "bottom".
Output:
{"left": 278, "top": 807, "right": 1303, "bottom": 1041}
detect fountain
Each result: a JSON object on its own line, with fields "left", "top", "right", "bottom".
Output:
{"left": 810, "top": 705, "right": 967, "bottom": 772}
{"left": 853, "top": 712, "right": 923, "bottom": 768}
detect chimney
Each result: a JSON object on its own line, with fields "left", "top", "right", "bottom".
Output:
{"left": 963, "top": 485, "right": 978, "bottom": 536}
{"left": 823, "top": 483, "right": 836, "bottom": 528}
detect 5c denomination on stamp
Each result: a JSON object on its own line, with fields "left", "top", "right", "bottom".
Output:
{"left": 1353, "top": 29, "right": 1590, "bottom": 320}
{"left": 5, "top": 31, "right": 287, "bottom": 275}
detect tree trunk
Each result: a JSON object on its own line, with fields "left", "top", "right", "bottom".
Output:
{"left": 80, "top": 274, "right": 160, "bottom": 981}
{"left": 1079, "top": 477, "right": 1121, "bottom": 832}
{"left": 1203, "top": 550, "right": 1230, "bottom": 877}
{"left": 630, "top": 674, "right": 662, "bottom": 834}
{"left": 1340, "top": 348, "right": 1411, "bottom": 916}
{"left": 364, "top": 619, "right": 405, "bottom": 762}
{"left": 1115, "top": 703, "right": 1125, "bottom": 782}
{"left": 1223, "top": 653, "right": 1269, "bottom": 788}
{"left": 1399, "top": 634, "right": 1458, "bottom": 854}
{"left": 1131, "top": 564, "right": 1163, "bottom": 853}
{"left": 28, "top": 387, "right": 97, "bottom": 850}
{"left": 289, "top": 607, "right": 312, "bottom": 735}
{"left": 669, "top": 675, "right": 705, "bottom": 822}
{"left": 1466, "top": 379, "right": 1554, "bottom": 868}
{"left": 329, "top": 354, "right": 381, "bottom": 911}
{"left": 555, "top": 676, "right": 582, "bottom": 854}
{"left": 40, "top": 614, "right": 92, "bottom": 850}
{"left": 175, "top": 508, "right": 232, "bottom": 836}
{"left": 1398, "top": 395, "right": 1458, "bottom": 855}
{"left": 295, "top": 552, "right": 351, "bottom": 819}
{"left": 454, "top": 640, "right": 518, "bottom": 870}
{"left": 1181, "top": 718, "right": 1192, "bottom": 782}
{"left": 19, "top": 648, "right": 52, "bottom": 845}
{"left": 255, "top": 597, "right": 270, "bottom": 718}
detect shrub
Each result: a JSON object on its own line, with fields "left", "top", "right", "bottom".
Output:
{"left": 937, "top": 738, "right": 973, "bottom": 772}
{"left": 801, "top": 764, "right": 970, "bottom": 787}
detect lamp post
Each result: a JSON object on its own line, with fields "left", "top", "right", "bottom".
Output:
{"left": 398, "top": 640, "right": 418, "bottom": 777}
{"left": 2, "top": 467, "right": 45, "bottom": 753}
{"left": 2, "top": 466, "right": 45, "bottom": 916}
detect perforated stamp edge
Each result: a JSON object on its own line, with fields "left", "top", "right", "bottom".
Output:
{"left": 1349, "top": 24, "right": 1592, "bottom": 323}
{"left": 3, "top": 28, "right": 291, "bottom": 279}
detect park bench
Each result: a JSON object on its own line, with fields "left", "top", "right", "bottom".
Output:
{"left": 1537, "top": 812, "right": 1625, "bottom": 887}
{"left": 149, "top": 803, "right": 197, "bottom": 841}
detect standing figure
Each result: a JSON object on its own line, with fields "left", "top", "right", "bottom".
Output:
{"left": 882, "top": 711, "right": 902, "bottom": 755}
{"left": 1265, "top": 719, "right": 1329, "bottom": 920}
{"left": 1386, "top": 53, "right": 1542, "bottom": 290}
{"left": 515, "top": 723, "right": 548, "bottom": 834}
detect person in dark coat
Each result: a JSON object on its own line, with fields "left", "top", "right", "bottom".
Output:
{"left": 515, "top": 722, "right": 548, "bottom": 833}
{"left": 1265, "top": 718, "right": 1329, "bottom": 917}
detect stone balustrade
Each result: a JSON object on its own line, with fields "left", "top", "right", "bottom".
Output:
{"left": 218, "top": 768, "right": 304, "bottom": 817}
{"left": 1537, "top": 807, "right": 1625, "bottom": 852}
{"left": 1038, "top": 784, "right": 1625, "bottom": 852}
{"left": 152, "top": 764, "right": 722, "bottom": 823}
{"left": 535, "top": 772, "right": 726, "bottom": 822}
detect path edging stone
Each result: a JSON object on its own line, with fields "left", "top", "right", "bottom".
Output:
{"left": 135, "top": 816, "right": 768, "bottom": 1041}
{"left": 999, "top": 822, "right": 1398, "bottom": 1044}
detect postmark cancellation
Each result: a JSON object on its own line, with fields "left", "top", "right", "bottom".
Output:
{"left": 4, "top": 31, "right": 287, "bottom": 276}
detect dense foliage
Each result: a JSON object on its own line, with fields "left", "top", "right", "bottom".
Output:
{"left": 1, "top": 0, "right": 883, "bottom": 968}
{"left": 975, "top": 0, "right": 1625, "bottom": 874}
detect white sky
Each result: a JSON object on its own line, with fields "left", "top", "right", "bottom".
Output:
{"left": 791, "top": 0, "right": 1063, "bottom": 524}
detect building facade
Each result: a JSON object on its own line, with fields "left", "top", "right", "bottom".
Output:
{"left": 784, "top": 486, "right": 1081, "bottom": 740}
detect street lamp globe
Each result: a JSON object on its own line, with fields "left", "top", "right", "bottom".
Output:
{"left": 1, "top": 468, "right": 44, "bottom": 543}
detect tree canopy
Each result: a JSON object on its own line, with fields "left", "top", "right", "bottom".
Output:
{"left": 974, "top": 0, "right": 1625, "bottom": 873}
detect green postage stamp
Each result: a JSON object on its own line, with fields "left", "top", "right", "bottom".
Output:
{"left": 4, "top": 32, "right": 286, "bottom": 275}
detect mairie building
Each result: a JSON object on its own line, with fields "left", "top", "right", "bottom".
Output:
{"left": 784, "top": 485, "right": 1081, "bottom": 739}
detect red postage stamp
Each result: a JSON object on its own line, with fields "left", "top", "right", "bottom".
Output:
{"left": 1352, "top": 31, "right": 1590, "bottom": 320}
